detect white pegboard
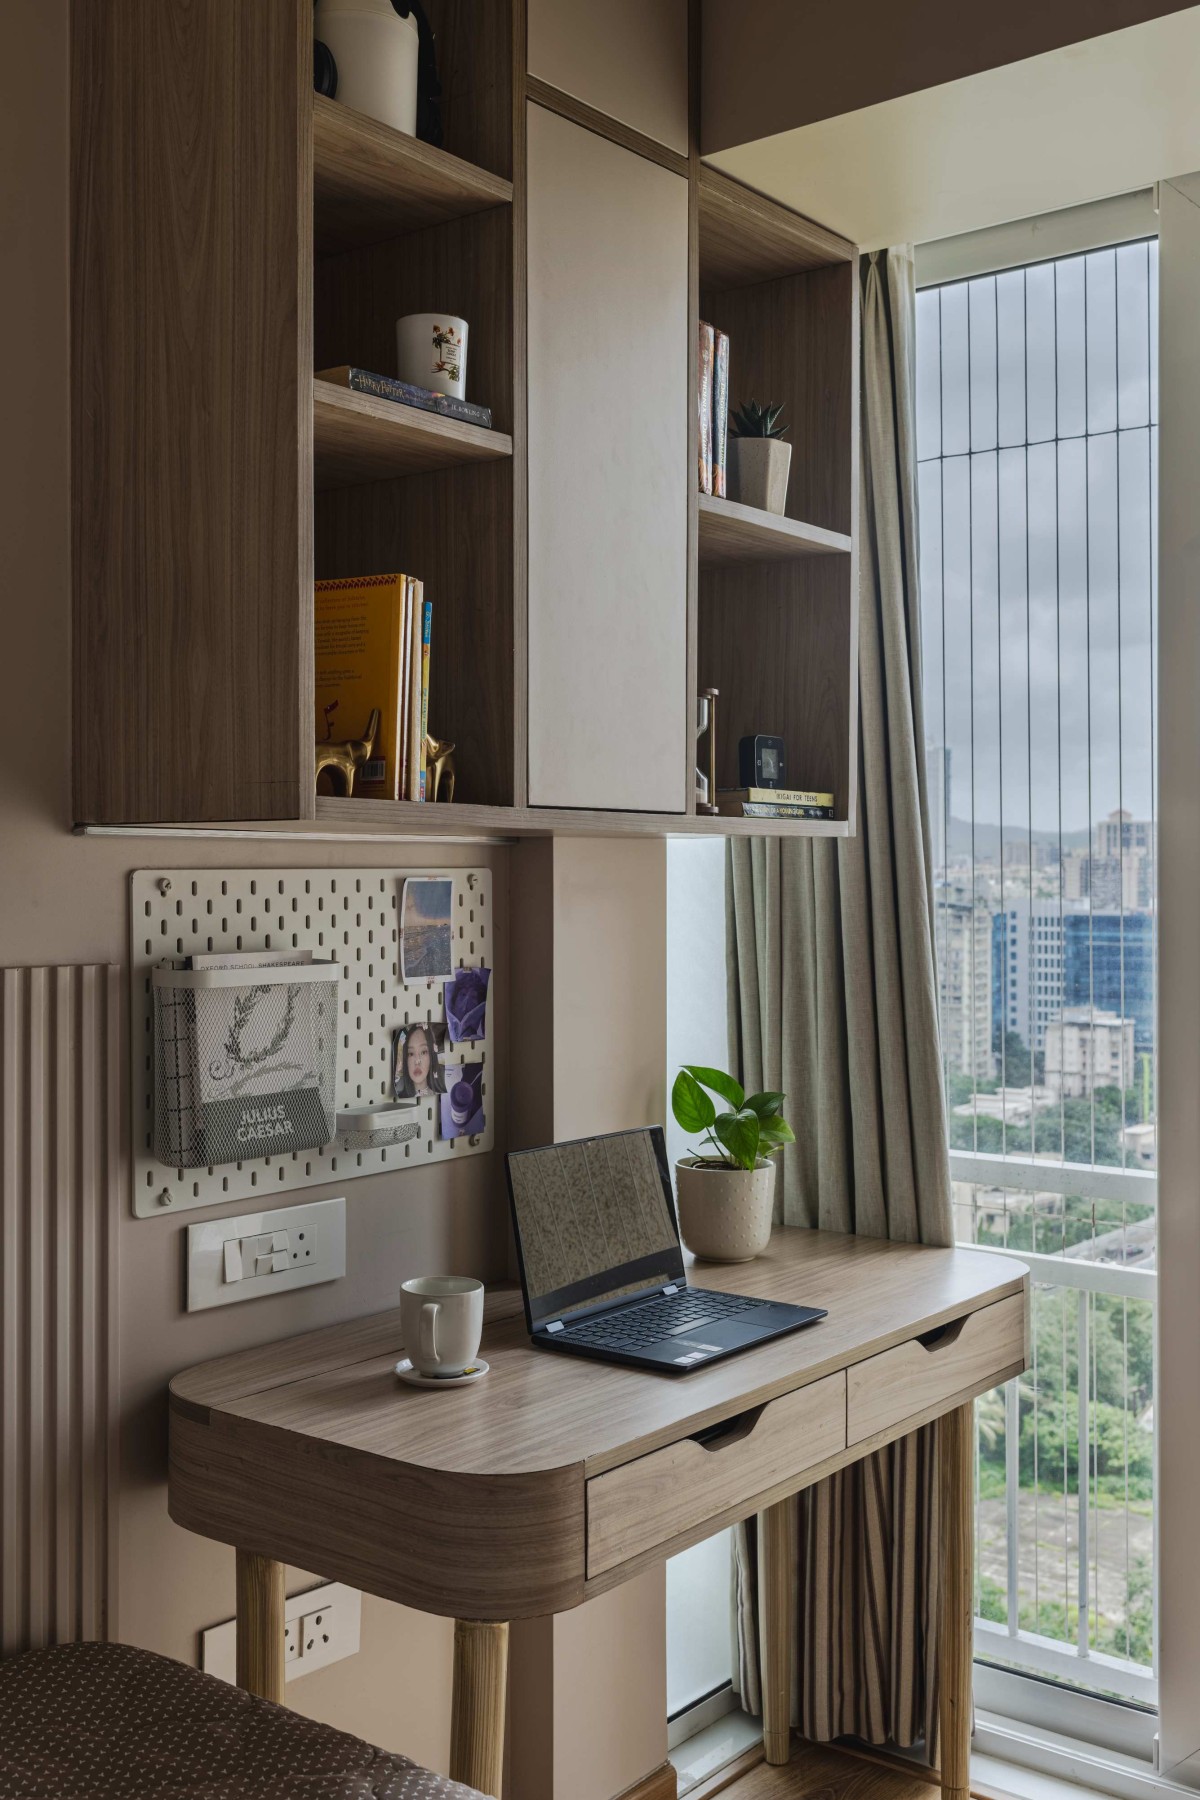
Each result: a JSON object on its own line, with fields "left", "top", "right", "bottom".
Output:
{"left": 131, "top": 867, "right": 494, "bottom": 1217}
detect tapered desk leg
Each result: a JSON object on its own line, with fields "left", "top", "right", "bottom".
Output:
{"left": 450, "top": 1618, "right": 509, "bottom": 1797}
{"left": 939, "top": 1403, "right": 975, "bottom": 1800}
{"left": 758, "top": 1500, "right": 793, "bottom": 1766}
{"left": 235, "top": 1549, "right": 285, "bottom": 1703}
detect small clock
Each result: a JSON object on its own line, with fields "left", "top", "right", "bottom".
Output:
{"left": 738, "top": 734, "right": 786, "bottom": 790}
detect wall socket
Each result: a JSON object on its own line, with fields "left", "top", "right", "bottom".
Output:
{"left": 200, "top": 1580, "right": 361, "bottom": 1684}
{"left": 186, "top": 1196, "right": 346, "bottom": 1312}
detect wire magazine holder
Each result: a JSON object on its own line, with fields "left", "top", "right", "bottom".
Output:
{"left": 153, "top": 964, "right": 339, "bottom": 1168}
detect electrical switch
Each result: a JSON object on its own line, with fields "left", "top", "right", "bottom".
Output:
{"left": 223, "top": 1239, "right": 243, "bottom": 1283}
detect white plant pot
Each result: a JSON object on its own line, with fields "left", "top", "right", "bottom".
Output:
{"left": 396, "top": 312, "right": 469, "bottom": 400}
{"left": 730, "top": 438, "right": 792, "bottom": 515}
{"left": 674, "top": 1157, "right": 776, "bottom": 1263}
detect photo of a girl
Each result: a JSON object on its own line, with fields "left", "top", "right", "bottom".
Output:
{"left": 392, "top": 1020, "right": 447, "bottom": 1101}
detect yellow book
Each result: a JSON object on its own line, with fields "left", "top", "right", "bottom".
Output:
{"left": 315, "top": 573, "right": 407, "bottom": 800}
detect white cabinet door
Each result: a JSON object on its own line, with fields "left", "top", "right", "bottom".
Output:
{"left": 526, "top": 104, "right": 689, "bottom": 813}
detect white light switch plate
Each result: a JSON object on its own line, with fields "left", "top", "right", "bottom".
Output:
{"left": 186, "top": 1196, "right": 346, "bottom": 1311}
{"left": 200, "top": 1581, "right": 361, "bottom": 1684}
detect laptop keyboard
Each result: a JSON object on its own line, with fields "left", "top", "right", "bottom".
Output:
{"left": 559, "top": 1289, "right": 762, "bottom": 1351}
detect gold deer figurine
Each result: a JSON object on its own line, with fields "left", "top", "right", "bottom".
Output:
{"left": 424, "top": 733, "right": 456, "bottom": 803}
{"left": 315, "top": 708, "right": 380, "bottom": 797}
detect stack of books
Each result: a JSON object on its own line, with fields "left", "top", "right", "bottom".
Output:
{"left": 697, "top": 322, "right": 730, "bottom": 497}
{"left": 318, "top": 364, "right": 492, "bottom": 430}
{"left": 315, "top": 573, "right": 433, "bottom": 801}
{"left": 719, "top": 786, "right": 835, "bottom": 820}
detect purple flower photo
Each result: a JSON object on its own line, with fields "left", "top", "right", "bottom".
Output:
{"left": 444, "top": 966, "right": 490, "bottom": 1043}
{"left": 440, "top": 1063, "right": 484, "bottom": 1139}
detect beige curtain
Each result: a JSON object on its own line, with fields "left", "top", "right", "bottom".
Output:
{"left": 727, "top": 248, "right": 953, "bottom": 1756}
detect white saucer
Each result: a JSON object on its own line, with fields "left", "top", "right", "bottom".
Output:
{"left": 394, "top": 1356, "right": 489, "bottom": 1389}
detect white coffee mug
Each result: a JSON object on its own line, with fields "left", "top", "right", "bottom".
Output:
{"left": 395, "top": 313, "right": 469, "bottom": 400}
{"left": 400, "top": 1274, "right": 484, "bottom": 1377}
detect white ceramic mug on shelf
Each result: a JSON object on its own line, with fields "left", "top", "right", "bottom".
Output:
{"left": 400, "top": 1274, "right": 484, "bottom": 1377}
{"left": 396, "top": 313, "right": 469, "bottom": 400}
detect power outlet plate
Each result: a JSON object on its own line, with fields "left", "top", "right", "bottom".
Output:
{"left": 186, "top": 1196, "right": 346, "bottom": 1311}
{"left": 200, "top": 1581, "right": 361, "bottom": 1684}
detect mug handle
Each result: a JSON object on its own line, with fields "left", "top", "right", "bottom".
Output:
{"left": 419, "top": 1300, "right": 440, "bottom": 1365}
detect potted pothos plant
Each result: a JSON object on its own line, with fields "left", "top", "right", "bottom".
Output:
{"left": 728, "top": 399, "right": 792, "bottom": 515}
{"left": 671, "top": 1065, "right": 795, "bottom": 1261}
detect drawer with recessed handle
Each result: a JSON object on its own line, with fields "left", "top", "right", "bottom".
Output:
{"left": 586, "top": 1372, "right": 846, "bottom": 1578}
{"left": 846, "top": 1294, "right": 1027, "bottom": 1447}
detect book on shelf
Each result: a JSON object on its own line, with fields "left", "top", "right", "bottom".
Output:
{"left": 735, "top": 801, "right": 834, "bottom": 819}
{"left": 418, "top": 594, "right": 432, "bottom": 801}
{"left": 720, "top": 786, "right": 835, "bottom": 808}
{"left": 697, "top": 322, "right": 714, "bottom": 495}
{"left": 317, "top": 364, "right": 493, "bottom": 430}
{"left": 712, "top": 330, "right": 730, "bottom": 498}
{"left": 316, "top": 573, "right": 406, "bottom": 800}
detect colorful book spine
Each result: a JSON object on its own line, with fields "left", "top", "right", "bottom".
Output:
{"left": 407, "top": 579, "right": 423, "bottom": 802}
{"left": 738, "top": 802, "right": 834, "bottom": 819}
{"left": 418, "top": 597, "right": 432, "bottom": 801}
{"left": 722, "top": 786, "right": 836, "bottom": 808}
{"left": 314, "top": 572, "right": 408, "bottom": 800}
{"left": 697, "top": 322, "right": 714, "bottom": 495}
{"left": 712, "top": 330, "right": 730, "bottom": 498}
{"left": 398, "top": 578, "right": 413, "bottom": 799}
{"left": 317, "top": 365, "right": 493, "bottom": 430}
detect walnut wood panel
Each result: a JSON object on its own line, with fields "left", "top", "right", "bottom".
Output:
{"left": 698, "top": 167, "right": 854, "bottom": 290}
{"left": 313, "top": 381, "right": 513, "bottom": 487}
{"left": 759, "top": 1498, "right": 794, "bottom": 1765}
{"left": 698, "top": 495, "right": 853, "bottom": 567}
{"left": 939, "top": 1404, "right": 975, "bottom": 1800}
{"left": 72, "top": 1, "right": 311, "bottom": 824}
{"left": 847, "top": 1293, "right": 1027, "bottom": 1447}
{"left": 422, "top": 0, "right": 516, "bottom": 180}
{"left": 618, "top": 1764, "right": 679, "bottom": 1800}
{"left": 698, "top": 555, "right": 855, "bottom": 815}
{"left": 313, "top": 95, "right": 512, "bottom": 256}
{"left": 314, "top": 462, "right": 515, "bottom": 807}
{"left": 586, "top": 1374, "right": 845, "bottom": 1577}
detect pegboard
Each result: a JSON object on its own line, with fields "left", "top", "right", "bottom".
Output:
{"left": 131, "top": 867, "right": 494, "bottom": 1217}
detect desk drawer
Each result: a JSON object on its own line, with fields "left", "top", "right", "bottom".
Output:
{"left": 847, "top": 1294, "right": 1026, "bottom": 1447}
{"left": 586, "top": 1373, "right": 846, "bottom": 1578}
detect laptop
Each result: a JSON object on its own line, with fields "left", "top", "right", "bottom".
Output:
{"left": 506, "top": 1125, "right": 825, "bottom": 1373}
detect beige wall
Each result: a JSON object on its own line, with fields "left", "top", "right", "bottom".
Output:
{"left": 701, "top": 0, "right": 1195, "bottom": 153}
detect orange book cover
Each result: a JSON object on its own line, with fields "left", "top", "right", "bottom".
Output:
{"left": 314, "top": 573, "right": 407, "bottom": 800}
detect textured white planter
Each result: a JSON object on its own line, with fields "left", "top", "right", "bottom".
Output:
{"left": 729, "top": 438, "right": 792, "bottom": 515}
{"left": 674, "top": 1157, "right": 776, "bottom": 1262}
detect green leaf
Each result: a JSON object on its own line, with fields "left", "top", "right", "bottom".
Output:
{"left": 757, "top": 1116, "right": 796, "bottom": 1152}
{"left": 744, "top": 1091, "right": 785, "bottom": 1119}
{"left": 713, "top": 1107, "right": 761, "bottom": 1170}
{"left": 682, "top": 1065, "right": 745, "bottom": 1109}
{"left": 671, "top": 1068, "right": 716, "bottom": 1133}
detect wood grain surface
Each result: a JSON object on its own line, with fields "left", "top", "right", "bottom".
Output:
{"left": 169, "top": 1233, "right": 1026, "bottom": 1620}
{"left": 938, "top": 1403, "right": 976, "bottom": 1800}
{"left": 313, "top": 381, "right": 513, "bottom": 488}
{"left": 847, "top": 1294, "right": 1027, "bottom": 1446}
{"left": 449, "top": 1619, "right": 509, "bottom": 1795}
{"left": 235, "top": 1550, "right": 285, "bottom": 1701}
{"left": 313, "top": 94, "right": 512, "bottom": 255}
{"left": 698, "top": 495, "right": 853, "bottom": 568}
{"left": 698, "top": 166, "right": 854, "bottom": 290}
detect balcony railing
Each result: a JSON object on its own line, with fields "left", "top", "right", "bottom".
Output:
{"left": 950, "top": 1149, "right": 1156, "bottom": 1707}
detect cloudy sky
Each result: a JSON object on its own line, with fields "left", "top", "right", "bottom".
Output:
{"left": 916, "top": 240, "right": 1158, "bottom": 841}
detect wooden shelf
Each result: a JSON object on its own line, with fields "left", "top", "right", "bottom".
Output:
{"left": 313, "top": 94, "right": 513, "bottom": 255}
{"left": 308, "top": 797, "right": 851, "bottom": 841}
{"left": 697, "top": 494, "right": 851, "bottom": 567}
{"left": 698, "top": 166, "right": 853, "bottom": 290}
{"left": 313, "top": 380, "right": 513, "bottom": 488}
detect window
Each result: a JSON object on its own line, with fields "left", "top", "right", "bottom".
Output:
{"left": 917, "top": 231, "right": 1158, "bottom": 1721}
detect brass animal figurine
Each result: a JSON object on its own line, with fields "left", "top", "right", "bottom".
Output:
{"left": 424, "top": 733, "right": 456, "bottom": 803}
{"left": 315, "top": 708, "right": 380, "bottom": 797}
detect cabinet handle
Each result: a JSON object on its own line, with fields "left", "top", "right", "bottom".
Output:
{"left": 691, "top": 1403, "right": 767, "bottom": 1451}
{"left": 916, "top": 1316, "right": 968, "bottom": 1352}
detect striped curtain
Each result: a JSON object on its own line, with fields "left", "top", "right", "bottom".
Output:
{"left": 726, "top": 248, "right": 954, "bottom": 1755}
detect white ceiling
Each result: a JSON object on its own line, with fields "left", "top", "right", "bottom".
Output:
{"left": 704, "top": 8, "right": 1200, "bottom": 249}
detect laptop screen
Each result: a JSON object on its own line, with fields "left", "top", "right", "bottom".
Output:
{"left": 507, "top": 1126, "right": 685, "bottom": 1326}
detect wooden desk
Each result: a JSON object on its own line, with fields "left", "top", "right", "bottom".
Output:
{"left": 169, "top": 1230, "right": 1028, "bottom": 1799}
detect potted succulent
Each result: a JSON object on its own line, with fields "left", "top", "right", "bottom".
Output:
{"left": 671, "top": 1065, "right": 795, "bottom": 1262}
{"left": 728, "top": 399, "right": 791, "bottom": 515}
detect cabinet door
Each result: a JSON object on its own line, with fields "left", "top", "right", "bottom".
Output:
{"left": 526, "top": 105, "right": 689, "bottom": 814}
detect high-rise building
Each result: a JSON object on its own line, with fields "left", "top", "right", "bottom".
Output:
{"left": 992, "top": 900, "right": 1086, "bottom": 1053}
{"left": 935, "top": 879, "right": 995, "bottom": 1081}
{"left": 927, "top": 745, "right": 951, "bottom": 874}
{"left": 1062, "top": 847, "right": 1154, "bottom": 909}
{"left": 1044, "top": 1007, "right": 1135, "bottom": 1098}
{"left": 1063, "top": 910, "right": 1156, "bottom": 1053}
{"left": 1093, "top": 809, "right": 1155, "bottom": 860}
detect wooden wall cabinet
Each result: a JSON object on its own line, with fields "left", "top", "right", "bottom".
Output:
{"left": 71, "top": 1, "right": 859, "bottom": 841}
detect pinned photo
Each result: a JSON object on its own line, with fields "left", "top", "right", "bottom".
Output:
{"left": 440, "top": 1063, "right": 484, "bottom": 1139}
{"left": 392, "top": 1019, "right": 448, "bottom": 1100}
{"left": 400, "top": 877, "right": 454, "bottom": 981}
{"left": 444, "top": 965, "right": 490, "bottom": 1043}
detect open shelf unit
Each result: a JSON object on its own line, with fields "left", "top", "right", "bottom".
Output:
{"left": 72, "top": 4, "right": 858, "bottom": 839}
